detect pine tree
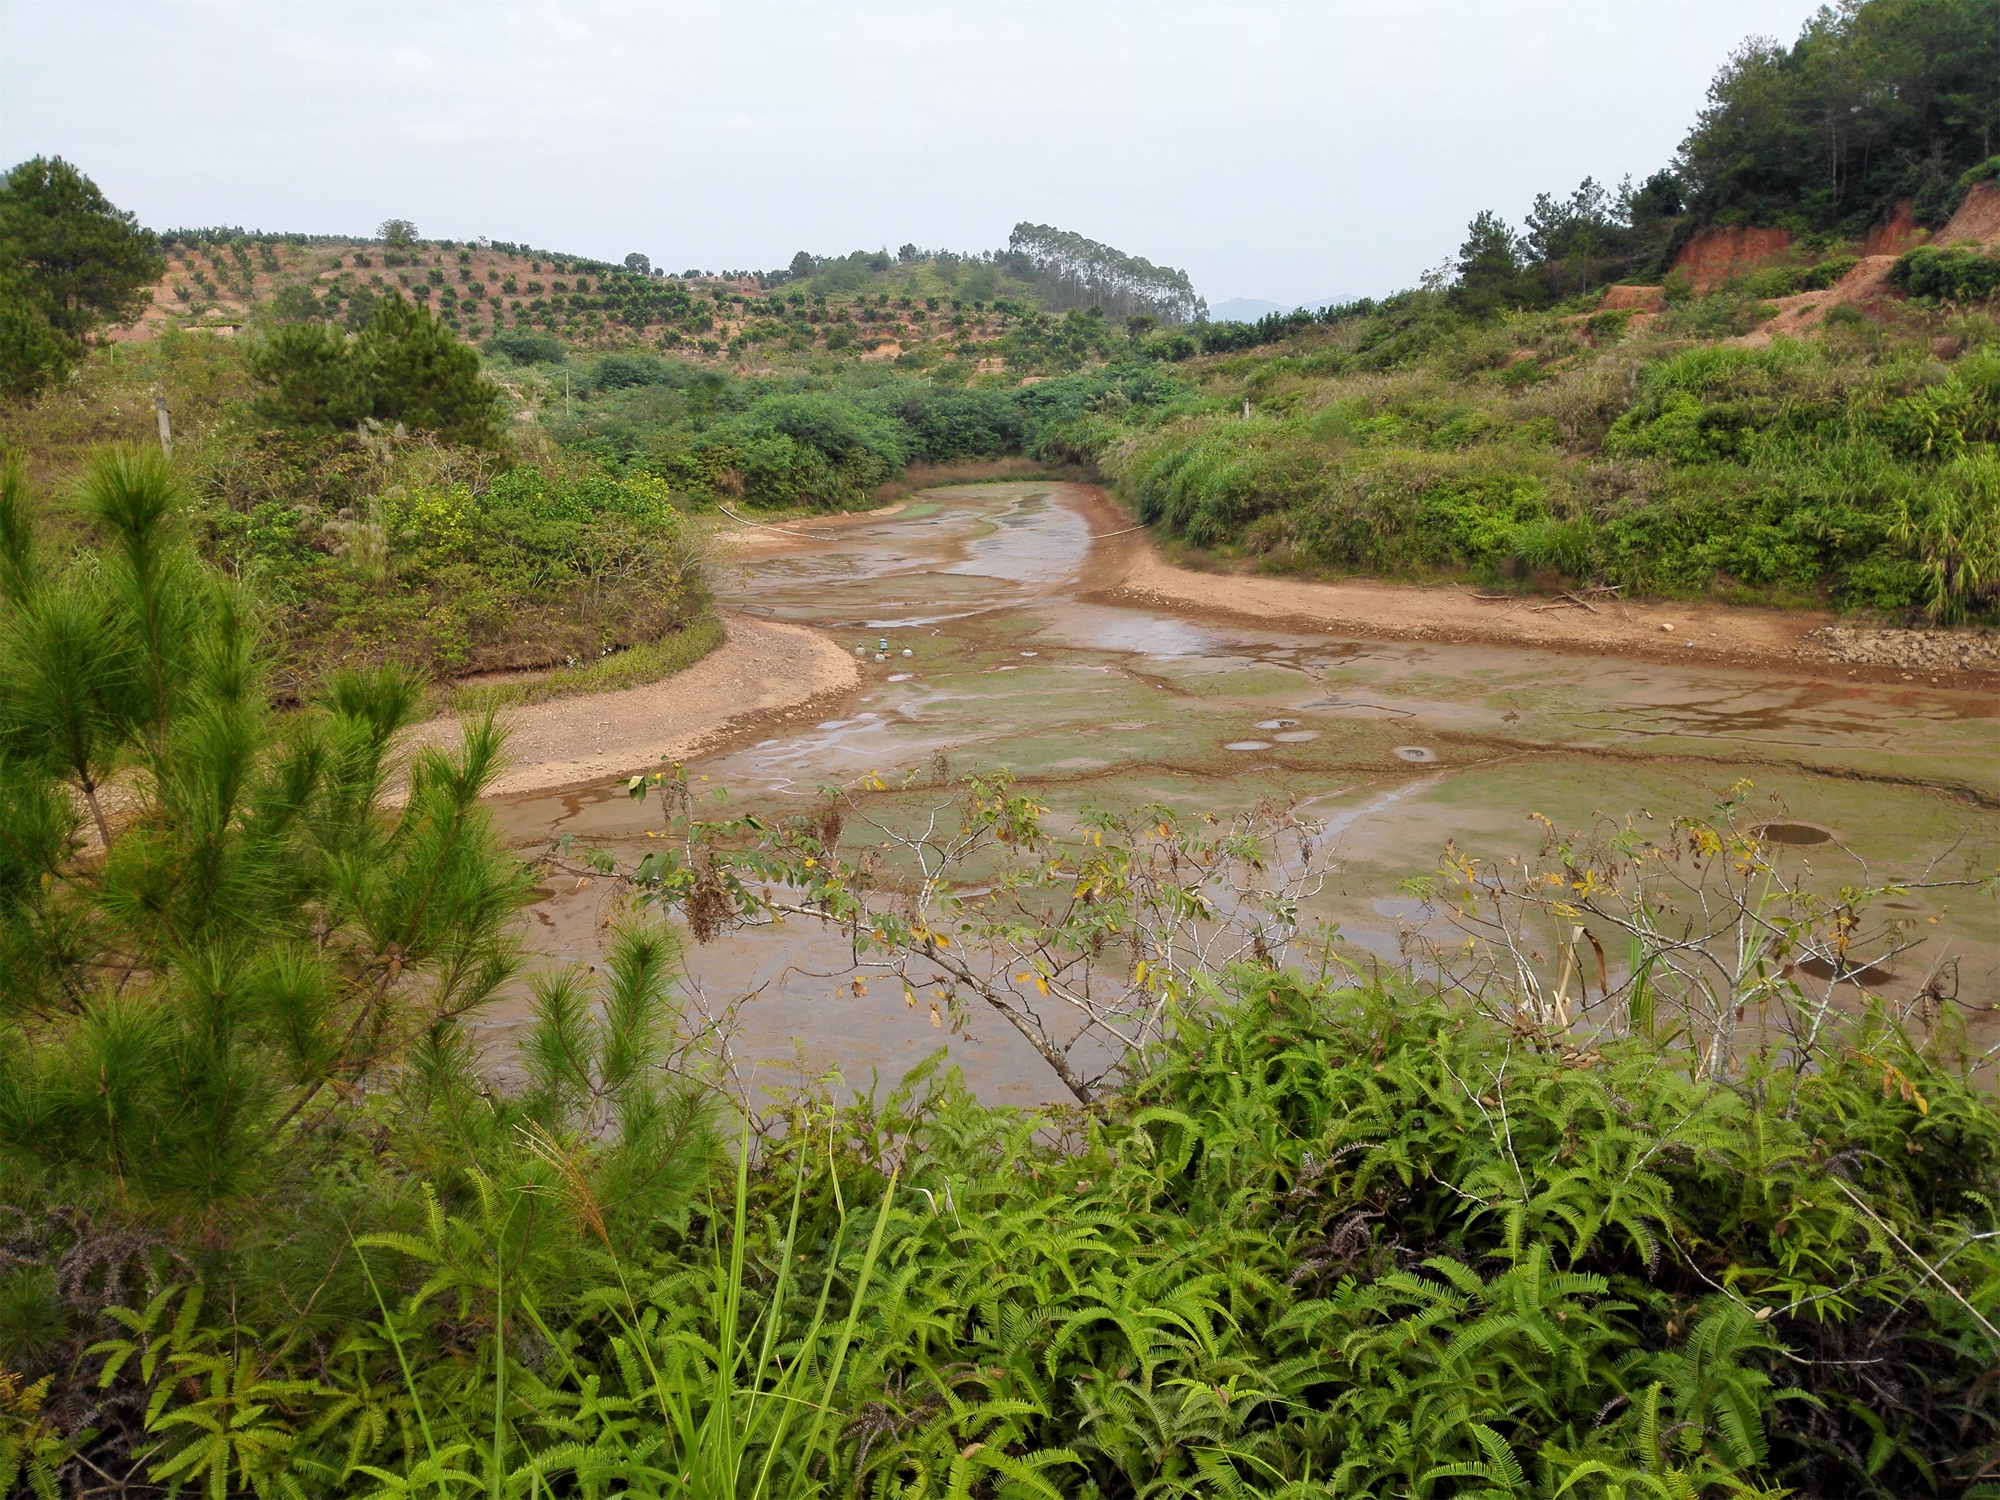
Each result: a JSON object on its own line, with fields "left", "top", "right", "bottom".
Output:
{"left": 357, "top": 293, "right": 503, "bottom": 446}
{"left": 247, "top": 321, "right": 371, "bottom": 430}
{"left": 0, "top": 157, "right": 163, "bottom": 395}
{"left": 242, "top": 292, "right": 504, "bottom": 445}
{"left": 0, "top": 446, "right": 527, "bottom": 1219}
{"left": 1451, "top": 209, "right": 1528, "bottom": 315}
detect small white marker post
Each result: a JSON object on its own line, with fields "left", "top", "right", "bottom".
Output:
{"left": 154, "top": 397, "right": 173, "bottom": 456}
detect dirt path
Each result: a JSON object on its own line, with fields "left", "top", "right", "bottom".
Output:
{"left": 408, "top": 615, "right": 858, "bottom": 797}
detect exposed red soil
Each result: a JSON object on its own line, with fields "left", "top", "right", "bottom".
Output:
{"left": 1862, "top": 199, "right": 1919, "bottom": 257}
{"left": 1671, "top": 225, "right": 1794, "bottom": 293}
{"left": 1738, "top": 183, "right": 2000, "bottom": 346}
{"left": 1597, "top": 285, "right": 1665, "bottom": 312}
{"left": 1939, "top": 181, "right": 2000, "bottom": 246}
{"left": 109, "top": 242, "right": 564, "bottom": 345}
{"left": 1739, "top": 254, "right": 1901, "bottom": 345}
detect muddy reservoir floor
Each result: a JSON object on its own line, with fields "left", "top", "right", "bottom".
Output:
{"left": 477, "top": 484, "right": 2000, "bottom": 1104}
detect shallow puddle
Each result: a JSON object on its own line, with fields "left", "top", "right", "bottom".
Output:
{"left": 483, "top": 483, "right": 2000, "bottom": 1101}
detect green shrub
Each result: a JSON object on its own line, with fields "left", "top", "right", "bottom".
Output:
{"left": 25, "top": 963, "right": 1997, "bottom": 1497}
{"left": 1737, "top": 257, "right": 1860, "bottom": 299}
{"left": 1891, "top": 244, "right": 2000, "bottom": 302}
{"left": 482, "top": 328, "right": 561, "bottom": 364}
{"left": 1795, "top": 255, "right": 1860, "bottom": 290}
{"left": 247, "top": 294, "right": 503, "bottom": 446}
{"left": 1962, "top": 154, "right": 2000, "bottom": 189}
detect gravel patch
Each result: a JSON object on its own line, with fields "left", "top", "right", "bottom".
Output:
{"left": 1799, "top": 625, "right": 2000, "bottom": 672}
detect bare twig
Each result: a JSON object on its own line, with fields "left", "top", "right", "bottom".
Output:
{"left": 1828, "top": 1177, "right": 2000, "bottom": 1350}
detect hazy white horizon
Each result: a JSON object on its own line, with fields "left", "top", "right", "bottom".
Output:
{"left": 2, "top": 0, "right": 1823, "bottom": 308}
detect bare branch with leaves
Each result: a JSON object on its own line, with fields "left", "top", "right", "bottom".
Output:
{"left": 547, "top": 767, "right": 1338, "bottom": 1103}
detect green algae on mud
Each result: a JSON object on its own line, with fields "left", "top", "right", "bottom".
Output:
{"left": 483, "top": 483, "right": 2000, "bottom": 1103}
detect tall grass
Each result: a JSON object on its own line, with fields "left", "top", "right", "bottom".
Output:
{"left": 335, "top": 1119, "right": 898, "bottom": 1500}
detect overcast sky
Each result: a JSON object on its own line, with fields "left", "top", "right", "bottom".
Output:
{"left": 3, "top": 0, "right": 1822, "bottom": 307}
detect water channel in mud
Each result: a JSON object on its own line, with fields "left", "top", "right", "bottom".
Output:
{"left": 479, "top": 484, "right": 2000, "bottom": 1105}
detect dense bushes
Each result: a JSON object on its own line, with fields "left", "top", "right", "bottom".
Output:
{"left": 1892, "top": 244, "right": 2000, "bottom": 303}
{"left": 481, "top": 327, "right": 564, "bottom": 364}
{"left": 1107, "top": 298, "right": 2000, "bottom": 619}
{"left": 6, "top": 964, "right": 1994, "bottom": 1495}
{"left": 862, "top": 383, "right": 1028, "bottom": 460}
{"left": 546, "top": 354, "right": 1192, "bottom": 509}
{"left": 724, "top": 391, "right": 914, "bottom": 507}
{"left": 244, "top": 454, "right": 709, "bottom": 683}
{"left": 251, "top": 293, "right": 504, "bottom": 445}
{"left": 0, "top": 332, "right": 714, "bottom": 688}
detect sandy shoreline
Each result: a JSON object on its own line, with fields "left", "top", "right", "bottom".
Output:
{"left": 1100, "top": 549, "right": 1821, "bottom": 668}
{"left": 407, "top": 614, "right": 859, "bottom": 798}
{"left": 1061, "top": 484, "right": 1996, "bottom": 684}
{"left": 1095, "top": 548, "right": 1999, "bottom": 684}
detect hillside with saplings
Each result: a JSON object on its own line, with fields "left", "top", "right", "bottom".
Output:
{"left": 112, "top": 221, "right": 1203, "bottom": 376}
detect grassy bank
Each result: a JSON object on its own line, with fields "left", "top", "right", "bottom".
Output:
{"left": 513, "top": 270, "right": 2000, "bottom": 625}
{"left": 443, "top": 609, "right": 725, "bottom": 715}
{"left": 0, "top": 332, "right": 718, "bottom": 696}
{"left": 1088, "top": 289, "right": 2000, "bottom": 622}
